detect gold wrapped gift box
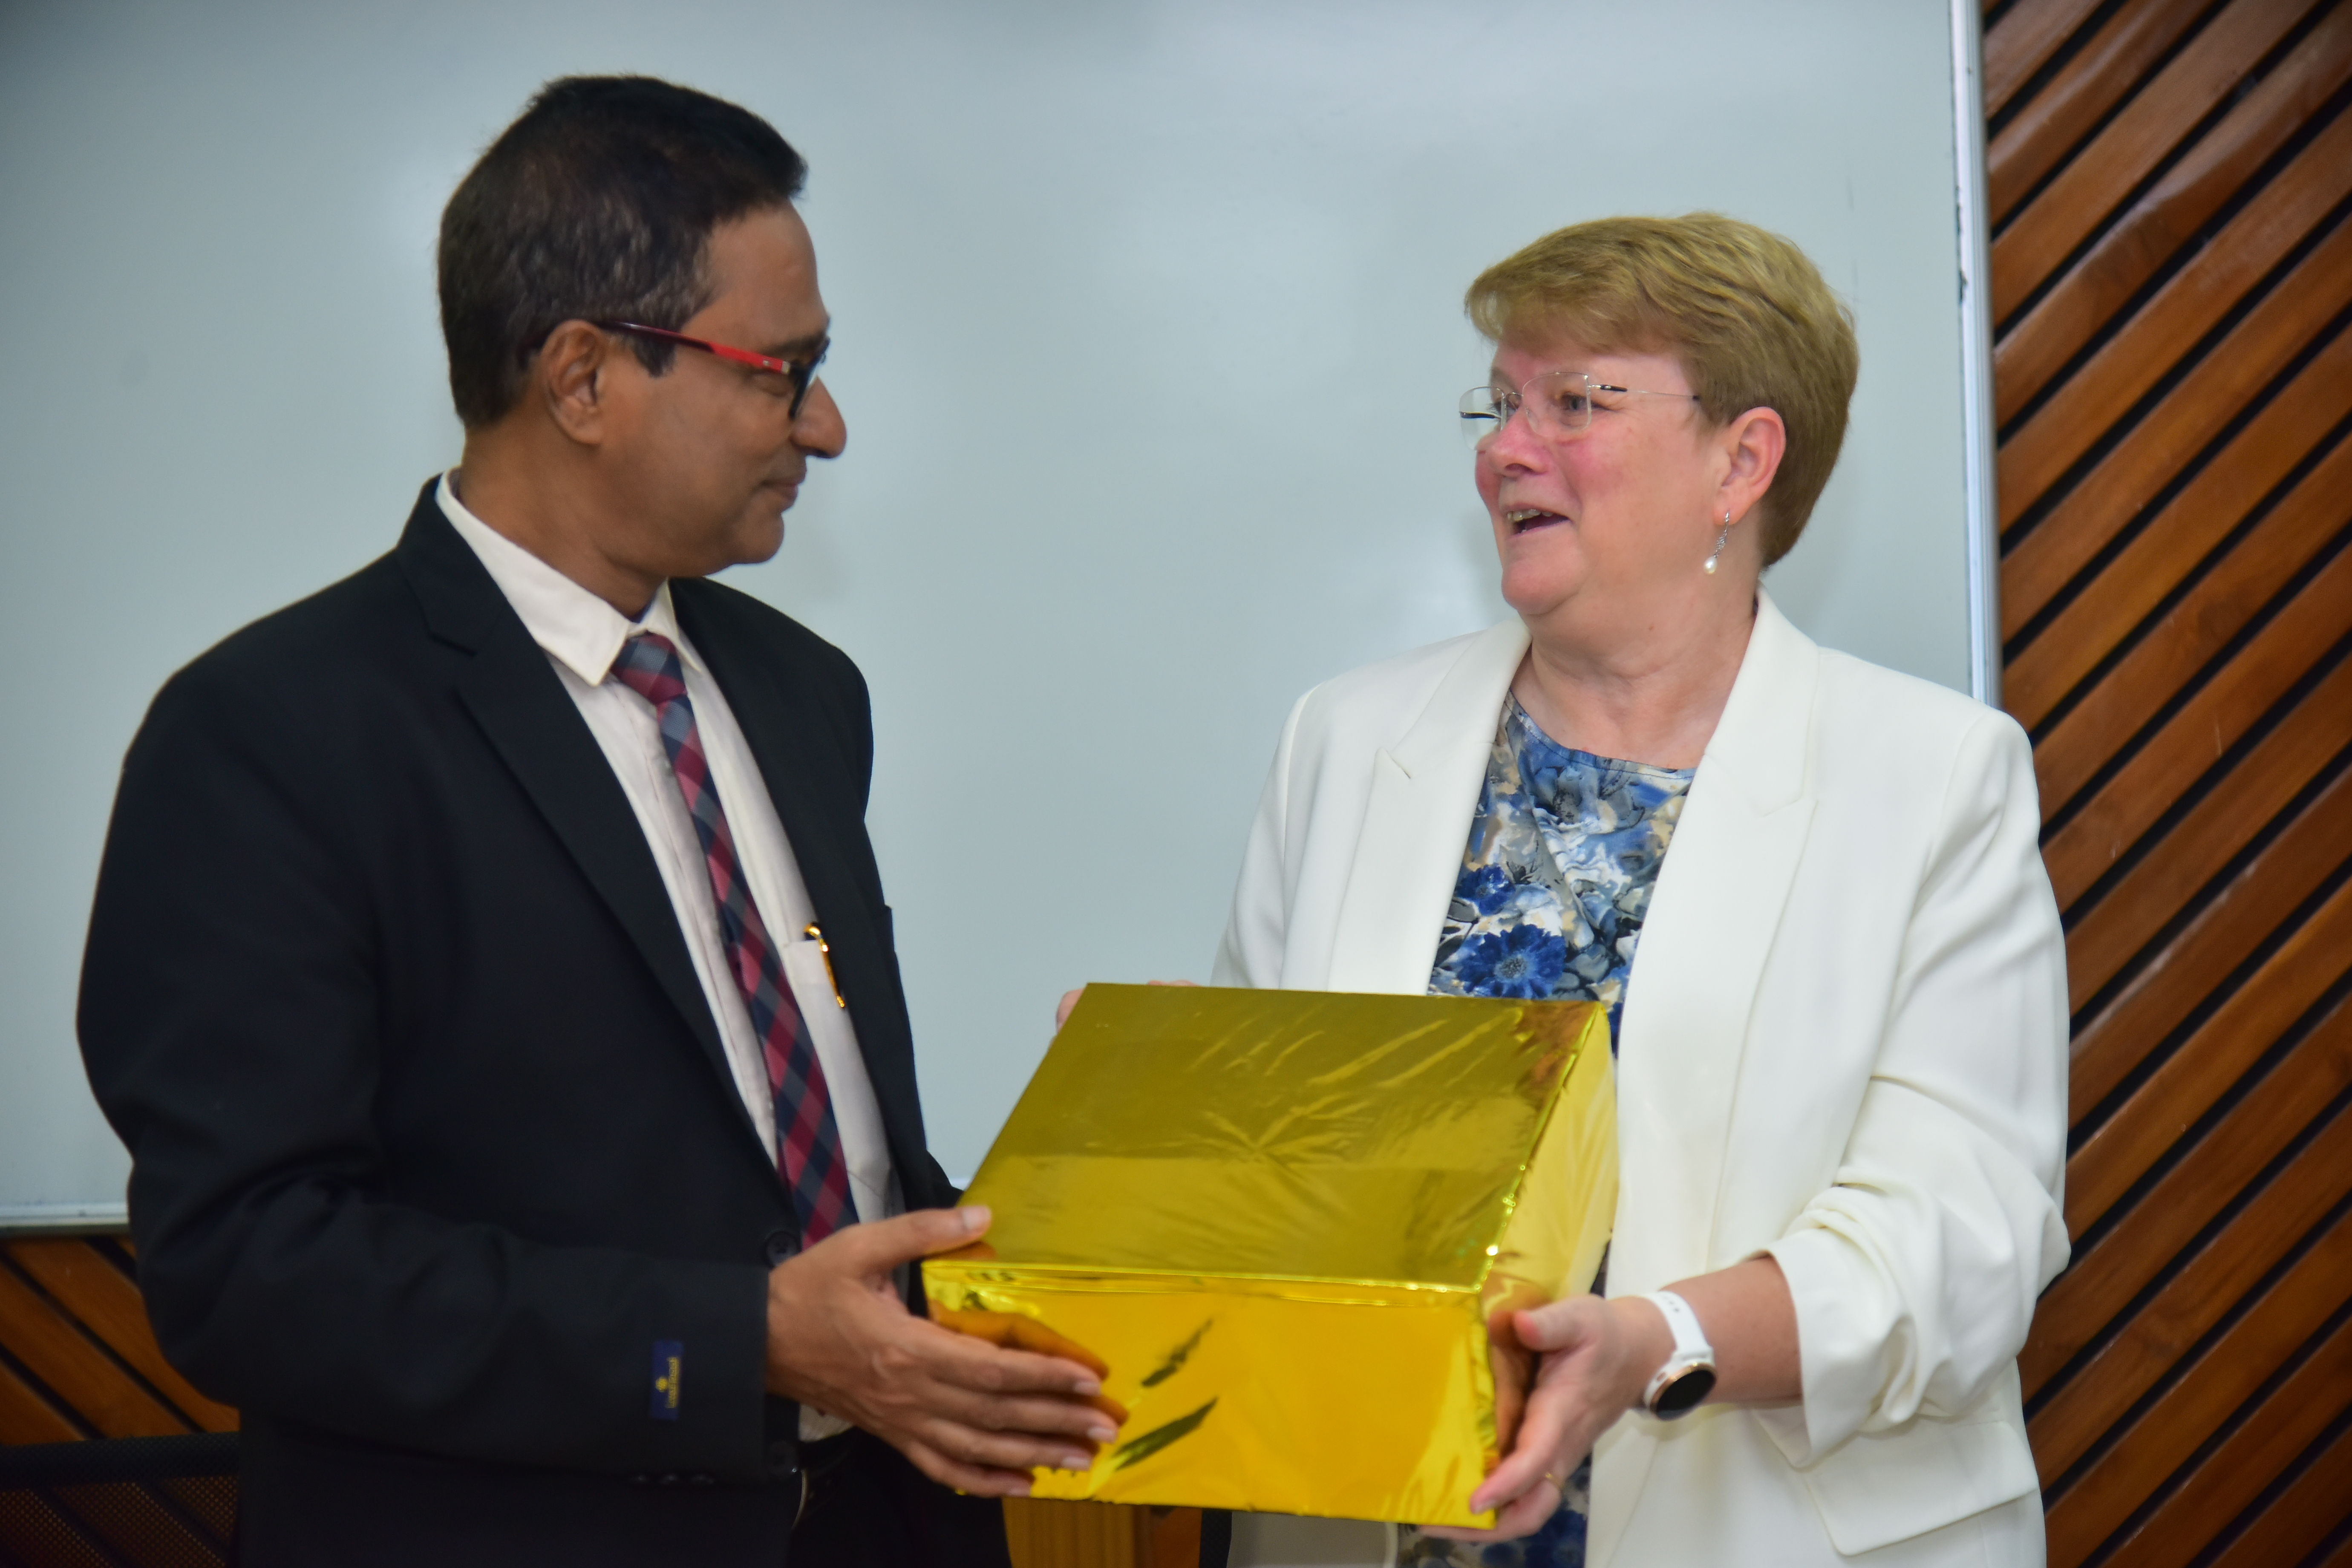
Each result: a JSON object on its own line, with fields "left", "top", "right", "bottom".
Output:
{"left": 926, "top": 984, "right": 1615, "bottom": 1528}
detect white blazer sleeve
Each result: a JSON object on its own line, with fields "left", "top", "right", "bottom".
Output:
{"left": 1212, "top": 693, "right": 1309, "bottom": 989}
{"left": 1761, "top": 709, "right": 2071, "bottom": 1462}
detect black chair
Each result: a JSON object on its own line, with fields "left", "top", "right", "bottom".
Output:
{"left": 0, "top": 1433, "right": 237, "bottom": 1568}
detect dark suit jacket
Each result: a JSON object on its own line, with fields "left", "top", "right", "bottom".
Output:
{"left": 78, "top": 479, "right": 960, "bottom": 1566}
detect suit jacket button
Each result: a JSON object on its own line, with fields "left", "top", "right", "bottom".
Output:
{"left": 764, "top": 1228, "right": 796, "bottom": 1266}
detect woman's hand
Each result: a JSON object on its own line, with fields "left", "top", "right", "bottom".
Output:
{"left": 1053, "top": 979, "right": 1199, "bottom": 1032}
{"left": 1420, "top": 1295, "right": 1672, "bottom": 1542}
{"left": 1426, "top": 1258, "right": 1797, "bottom": 1541}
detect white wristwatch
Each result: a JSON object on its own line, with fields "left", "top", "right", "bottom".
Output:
{"left": 1637, "top": 1290, "right": 1718, "bottom": 1420}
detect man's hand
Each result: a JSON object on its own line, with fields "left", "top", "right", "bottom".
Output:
{"left": 765, "top": 1205, "right": 1120, "bottom": 1496}
{"left": 1420, "top": 1294, "right": 1671, "bottom": 1542}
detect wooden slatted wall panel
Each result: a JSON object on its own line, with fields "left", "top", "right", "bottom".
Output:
{"left": 0, "top": 1237, "right": 239, "bottom": 1568}
{"left": 1985, "top": 0, "right": 2352, "bottom": 1563}
{"left": 0, "top": 1239, "right": 234, "bottom": 1447}
{"left": 1003, "top": 1498, "right": 1202, "bottom": 1568}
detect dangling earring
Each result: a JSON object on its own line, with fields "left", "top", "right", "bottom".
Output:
{"left": 1703, "top": 510, "right": 1733, "bottom": 576}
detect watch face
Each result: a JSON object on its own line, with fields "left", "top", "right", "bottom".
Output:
{"left": 1653, "top": 1366, "right": 1716, "bottom": 1420}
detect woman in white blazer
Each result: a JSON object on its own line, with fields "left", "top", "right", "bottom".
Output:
{"left": 1210, "top": 216, "right": 2070, "bottom": 1567}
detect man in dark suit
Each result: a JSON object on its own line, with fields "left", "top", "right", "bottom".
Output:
{"left": 77, "top": 76, "right": 1114, "bottom": 1567}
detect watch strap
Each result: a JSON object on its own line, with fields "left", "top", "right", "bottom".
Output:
{"left": 1638, "top": 1290, "right": 1717, "bottom": 1416}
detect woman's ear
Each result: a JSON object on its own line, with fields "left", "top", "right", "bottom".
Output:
{"left": 535, "top": 320, "right": 615, "bottom": 446}
{"left": 1718, "top": 406, "right": 1787, "bottom": 528}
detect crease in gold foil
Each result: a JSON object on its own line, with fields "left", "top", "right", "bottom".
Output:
{"left": 926, "top": 984, "right": 1614, "bottom": 1527}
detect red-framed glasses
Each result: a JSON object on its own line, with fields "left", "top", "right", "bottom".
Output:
{"left": 598, "top": 321, "right": 829, "bottom": 418}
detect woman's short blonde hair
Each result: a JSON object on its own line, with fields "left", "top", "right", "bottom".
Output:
{"left": 1466, "top": 213, "right": 1859, "bottom": 565}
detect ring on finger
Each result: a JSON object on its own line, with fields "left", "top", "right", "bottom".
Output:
{"left": 1541, "top": 1471, "right": 1565, "bottom": 1493}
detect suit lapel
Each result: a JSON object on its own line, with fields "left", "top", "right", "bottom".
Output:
{"left": 1588, "top": 591, "right": 1820, "bottom": 1563}
{"left": 672, "top": 585, "right": 934, "bottom": 1192}
{"left": 1327, "top": 622, "right": 1530, "bottom": 993}
{"left": 394, "top": 493, "right": 763, "bottom": 1156}
{"left": 1610, "top": 591, "right": 1818, "bottom": 1288}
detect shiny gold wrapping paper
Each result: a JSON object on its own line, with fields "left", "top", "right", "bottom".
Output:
{"left": 925, "top": 984, "right": 1615, "bottom": 1527}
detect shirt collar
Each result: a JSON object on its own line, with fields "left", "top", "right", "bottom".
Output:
{"left": 435, "top": 471, "right": 701, "bottom": 686}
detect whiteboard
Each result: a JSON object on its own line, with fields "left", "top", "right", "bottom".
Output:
{"left": 0, "top": 0, "right": 1986, "bottom": 1220}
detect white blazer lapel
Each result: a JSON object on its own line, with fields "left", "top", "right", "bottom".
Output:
{"left": 1326, "top": 620, "right": 1528, "bottom": 994}
{"left": 1610, "top": 591, "right": 1820, "bottom": 1289}
{"left": 1588, "top": 592, "right": 1820, "bottom": 1564}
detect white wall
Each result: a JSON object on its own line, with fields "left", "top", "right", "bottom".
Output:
{"left": 0, "top": 0, "right": 1975, "bottom": 1215}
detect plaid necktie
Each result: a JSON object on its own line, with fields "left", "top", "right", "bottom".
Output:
{"left": 610, "top": 631, "right": 855, "bottom": 1246}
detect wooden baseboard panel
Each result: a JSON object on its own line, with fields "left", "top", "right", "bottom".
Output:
{"left": 1004, "top": 1498, "right": 1203, "bottom": 1568}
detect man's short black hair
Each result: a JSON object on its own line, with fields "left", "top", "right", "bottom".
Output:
{"left": 438, "top": 76, "right": 808, "bottom": 429}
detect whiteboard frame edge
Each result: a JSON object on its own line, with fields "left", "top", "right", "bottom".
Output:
{"left": 0, "top": 1203, "right": 130, "bottom": 1237}
{"left": 1951, "top": 0, "right": 2001, "bottom": 707}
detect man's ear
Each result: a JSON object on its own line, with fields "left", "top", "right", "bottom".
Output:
{"left": 536, "top": 320, "right": 616, "bottom": 446}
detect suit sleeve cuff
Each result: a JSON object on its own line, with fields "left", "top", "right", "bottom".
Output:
{"left": 1758, "top": 1228, "right": 1900, "bottom": 1466}
{"left": 624, "top": 1259, "right": 775, "bottom": 1482}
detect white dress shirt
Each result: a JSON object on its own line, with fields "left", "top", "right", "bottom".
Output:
{"left": 436, "top": 475, "right": 897, "bottom": 1230}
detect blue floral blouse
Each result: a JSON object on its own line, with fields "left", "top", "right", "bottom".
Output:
{"left": 1399, "top": 695, "right": 1692, "bottom": 1568}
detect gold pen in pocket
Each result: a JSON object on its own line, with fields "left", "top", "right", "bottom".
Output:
{"left": 804, "top": 924, "right": 847, "bottom": 1008}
